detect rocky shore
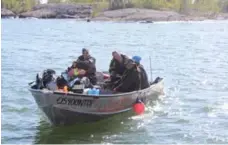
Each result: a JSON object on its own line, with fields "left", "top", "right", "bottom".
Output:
{"left": 92, "top": 8, "right": 185, "bottom": 22}
{"left": 1, "top": 8, "right": 16, "bottom": 18}
{"left": 1, "top": 3, "right": 228, "bottom": 22}
{"left": 19, "top": 4, "right": 92, "bottom": 19}
{"left": 1, "top": 4, "right": 92, "bottom": 19}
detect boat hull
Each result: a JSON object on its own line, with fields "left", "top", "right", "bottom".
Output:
{"left": 29, "top": 78, "right": 164, "bottom": 125}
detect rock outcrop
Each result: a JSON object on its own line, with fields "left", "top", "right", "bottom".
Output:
{"left": 215, "top": 13, "right": 228, "bottom": 20}
{"left": 92, "top": 8, "right": 184, "bottom": 22}
{"left": 92, "top": 8, "right": 228, "bottom": 22}
{"left": 1, "top": 8, "right": 15, "bottom": 18}
{"left": 2, "top": 4, "right": 228, "bottom": 21}
{"left": 19, "top": 4, "right": 92, "bottom": 19}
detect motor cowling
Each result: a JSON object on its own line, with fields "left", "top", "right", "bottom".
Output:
{"left": 36, "top": 69, "right": 57, "bottom": 90}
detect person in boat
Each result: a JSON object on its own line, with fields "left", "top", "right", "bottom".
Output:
{"left": 112, "top": 58, "right": 142, "bottom": 92}
{"left": 68, "top": 60, "right": 96, "bottom": 86}
{"left": 72, "top": 48, "right": 97, "bottom": 85}
{"left": 109, "top": 51, "right": 129, "bottom": 83}
{"left": 132, "top": 55, "right": 150, "bottom": 89}
{"left": 67, "top": 66, "right": 93, "bottom": 88}
{"left": 77, "top": 48, "right": 96, "bottom": 64}
{"left": 57, "top": 66, "right": 87, "bottom": 90}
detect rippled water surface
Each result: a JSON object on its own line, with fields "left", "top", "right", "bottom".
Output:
{"left": 1, "top": 19, "right": 228, "bottom": 144}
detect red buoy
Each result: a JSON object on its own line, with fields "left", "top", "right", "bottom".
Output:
{"left": 133, "top": 102, "right": 145, "bottom": 115}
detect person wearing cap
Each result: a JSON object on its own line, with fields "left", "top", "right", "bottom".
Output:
{"left": 109, "top": 51, "right": 129, "bottom": 84}
{"left": 112, "top": 58, "right": 142, "bottom": 92}
{"left": 132, "top": 55, "right": 149, "bottom": 89}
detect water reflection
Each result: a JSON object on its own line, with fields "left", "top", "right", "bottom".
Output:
{"left": 33, "top": 95, "right": 163, "bottom": 144}
{"left": 34, "top": 111, "right": 135, "bottom": 144}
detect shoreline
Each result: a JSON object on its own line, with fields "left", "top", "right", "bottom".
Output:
{"left": 2, "top": 15, "right": 228, "bottom": 23}
{"left": 2, "top": 5, "right": 228, "bottom": 23}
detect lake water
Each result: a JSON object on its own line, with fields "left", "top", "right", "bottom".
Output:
{"left": 1, "top": 19, "right": 228, "bottom": 144}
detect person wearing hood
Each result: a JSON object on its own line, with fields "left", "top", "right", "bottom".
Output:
{"left": 113, "top": 59, "right": 142, "bottom": 92}
{"left": 132, "top": 55, "right": 150, "bottom": 89}
{"left": 109, "top": 51, "right": 129, "bottom": 83}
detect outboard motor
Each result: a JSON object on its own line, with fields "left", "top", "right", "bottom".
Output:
{"left": 42, "top": 69, "right": 56, "bottom": 87}
{"left": 35, "top": 69, "right": 57, "bottom": 90}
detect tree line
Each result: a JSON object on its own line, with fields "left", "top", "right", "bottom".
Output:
{"left": 2, "top": 0, "right": 228, "bottom": 14}
{"left": 1, "top": 0, "right": 37, "bottom": 13}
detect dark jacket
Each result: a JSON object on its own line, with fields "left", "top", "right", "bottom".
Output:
{"left": 109, "top": 54, "right": 129, "bottom": 82}
{"left": 75, "top": 55, "right": 97, "bottom": 85}
{"left": 77, "top": 55, "right": 96, "bottom": 64}
{"left": 138, "top": 65, "right": 150, "bottom": 89}
{"left": 114, "top": 63, "right": 141, "bottom": 92}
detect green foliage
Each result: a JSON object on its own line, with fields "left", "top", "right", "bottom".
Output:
{"left": 218, "top": 0, "right": 228, "bottom": 12}
{"left": 1, "top": 0, "right": 37, "bottom": 13}
{"left": 1, "top": 0, "right": 227, "bottom": 14}
{"left": 106, "top": 0, "right": 221, "bottom": 13}
{"left": 92, "top": 1, "right": 109, "bottom": 17}
{"left": 48, "top": 0, "right": 62, "bottom": 3}
{"left": 190, "top": 0, "right": 220, "bottom": 13}
{"left": 129, "top": 0, "right": 220, "bottom": 13}
{"left": 67, "top": 0, "right": 94, "bottom": 3}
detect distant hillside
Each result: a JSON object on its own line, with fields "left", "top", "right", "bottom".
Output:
{"left": 2, "top": 0, "right": 228, "bottom": 14}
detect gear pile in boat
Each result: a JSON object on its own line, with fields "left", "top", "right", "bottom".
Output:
{"left": 31, "top": 49, "right": 150, "bottom": 94}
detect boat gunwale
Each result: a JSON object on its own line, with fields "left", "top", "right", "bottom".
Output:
{"left": 28, "top": 78, "right": 164, "bottom": 98}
